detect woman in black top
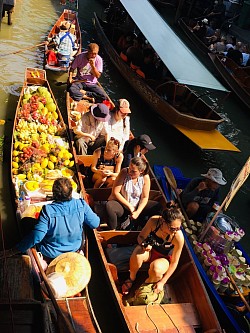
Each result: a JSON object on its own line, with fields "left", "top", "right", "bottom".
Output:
{"left": 91, "top": 137, "right": 123, "bottom": 188}
{"left": 122, "top": 202, "right": 184, "bottom": 295}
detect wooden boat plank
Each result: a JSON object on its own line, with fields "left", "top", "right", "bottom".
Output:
{"left": 57, "top": 298, "right": 97, "bottom": 333}
{"left": 174, "top": 125, "right": 240, "bottom": 152}
{"left": 124, "top": 303, "right": 200, "bottom": 332}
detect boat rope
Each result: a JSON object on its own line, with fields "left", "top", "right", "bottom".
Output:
{"left": 135, "top": 303, "right": 160, "bottom": 333}
{"left": 65, "top": 297, "right": 77, "bottom": 332}
{"left": 0, "top": 213, "right": 15, "bottom": 333}
{"left": 159, "top": 303, "right": 180, "bottom": 332}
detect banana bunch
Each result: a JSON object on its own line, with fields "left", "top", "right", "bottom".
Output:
{"left": 16, "top": 119, "right": 29, "bottom": 131}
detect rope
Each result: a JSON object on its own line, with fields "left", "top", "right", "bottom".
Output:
{"left": 135, "top": 303, "right": 160, "bottom": 333}
{"left": 159, "top": 303, "right": 180, "bottom": 332}
{"left": 0, "top": 213, "right": 15, "bottom": 333}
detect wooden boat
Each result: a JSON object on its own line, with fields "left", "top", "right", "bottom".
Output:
{"left": 93, "top": 12, "right": 239, "bottom": 152}
{"left": 64, "top": 77, "right": 224, "bottom": 331}
{"left": 10, "top": 67, "right": 101, "bottom": 333}
{"left": 81, "top": 183, "right": 223, "bottom": 332}
{"left": 208, "top": 53, "right": 250, "bottom": 110}
{"left": 45, "top": 9, "right": 81, "bottom": 72}
{"left": 153, "top": 164, "right": 250, "bottom": 333}
{"left": 178, "top": 17, "right": 212, "bottom": 57}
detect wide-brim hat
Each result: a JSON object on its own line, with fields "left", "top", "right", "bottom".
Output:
{"left": 201, "top": 168, "right": 227, "bottom": 185}
{"left": 119, "top": 98, "right": 131, "bottom": 114}
{"left": 46, "top": 252, "right": 91, "bottom": 297}
{"left": 137, "top": 134, "right": 156, "bottom": 150}
{"left": 90, "top": 103, "right": 110, "bottom": 122}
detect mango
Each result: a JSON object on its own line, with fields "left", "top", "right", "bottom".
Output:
{"left": 68, "top": 160, "right": 74, "bottom": 167}
{"left": 12, "top": 162, "right": 19, "bottom": 169}
{"left": 48, "top": 161, "right": 54, "bottom": 170}
{"left": 41, "top": 158, "right": 49, "bottom": 169}
{"left": 49, "top": 155, "right": 57, "bottom": 163}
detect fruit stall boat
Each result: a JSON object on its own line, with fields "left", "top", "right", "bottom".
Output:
{"left": 153, "top": 164, "right": 250, "bottom": 333}
{"left": 45, "top": 9, "right": 82, "bottom": 72}
{"left": 9, "top": 67, "right": 101, "bottom": 333}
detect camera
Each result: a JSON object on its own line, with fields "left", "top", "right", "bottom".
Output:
{"left": 141, "top": 234, "right": 157, "bottom": 247}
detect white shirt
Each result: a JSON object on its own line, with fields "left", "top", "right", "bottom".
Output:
{"left": 104, "top": 113, "right": 130, "bottom": 150}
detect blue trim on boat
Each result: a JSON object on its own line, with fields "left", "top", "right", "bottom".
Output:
{"left": 153, "top": 164, "right": 248, "bottom": 333}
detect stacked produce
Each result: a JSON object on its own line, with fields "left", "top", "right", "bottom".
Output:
{"left": 12, "top": 85, "right": 77, "bottom": 210}
{"left": 183, "top": 218, "right": 249, "bottom": 295}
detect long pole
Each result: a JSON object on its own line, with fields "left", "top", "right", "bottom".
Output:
{"left": 0, "top": 42, "right": 46, "bottom": 57}
{"left": 31, "top": 248, "right": 76, "bottom": 333}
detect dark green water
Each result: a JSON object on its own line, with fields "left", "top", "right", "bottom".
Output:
{"left": 0, "top": 0, "right": 249, "bottom": 258}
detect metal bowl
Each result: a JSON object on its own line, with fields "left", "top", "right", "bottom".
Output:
{"left": 214, "top": 213, "right": 234, "bottom": 234}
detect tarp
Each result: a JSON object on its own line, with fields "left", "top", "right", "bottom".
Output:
{"left": 120, "top": 0, "right": 228, "bottom": 91}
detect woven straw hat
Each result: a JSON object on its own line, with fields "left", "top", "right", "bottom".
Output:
{"left": 46, "top": 252, "right": 91, "bottom": 297}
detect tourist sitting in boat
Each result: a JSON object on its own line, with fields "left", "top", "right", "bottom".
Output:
{"left": 205, "top": 0, "right": 226, "bottom": 27}
{"left": 104, "top": 99, "right": 131, "bottom": 151}
{"left": 0, "top": 178, "right": 100, "bottom": 263}
{"left": 106, "top": 157, "right": 162, "bottom": 230}
{"left": 54, "top": 24, "right": 77, "bottom": 68}
{"left": 73, "top": 103, "right": 110, "bottom": 155}
{"left": 122, "top": 202, "right": 184, "bottom": 295}
{"left": 226, "top": 42, "right": 243, "bottom": 65}
{"left": 68, "top": 43, "right": 107, "bottom": 104}
{"left": 140, "top": 48, "right": 159, "bottom": 80}
{"left": 126, "top": 36, "right": 144, "bottom": 68}
{"left": 91, "top": 137, "right": 123, "bottom": 188}
{"left": 180, "top": 168, "right": 227, "bottom": 222}
{"left": 209, "top": 35, "right": 227, "bottom": 53}
{"left": 117, "top": 31, "right": 135, "bottom": 53}
{"left": 122, "top": 134, "right": 156, "bottom": 168}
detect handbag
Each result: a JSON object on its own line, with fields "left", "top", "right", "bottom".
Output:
{"left": 132, "top": 282, "right": 164, "bottom": 305}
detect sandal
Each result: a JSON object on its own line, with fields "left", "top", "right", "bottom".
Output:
{"left": 122, "top": 278, "right": 134, "bottom": 295}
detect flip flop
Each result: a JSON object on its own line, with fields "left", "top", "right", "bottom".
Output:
{"left": 122, "top": 278, "right": 134, "bottom": 295}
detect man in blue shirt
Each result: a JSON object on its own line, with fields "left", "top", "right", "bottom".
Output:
{"left": 181, "top": 168, "right": 227, "bottom": 222}
{"left": 0, "top": 178, "right": 100, "bottom": 260}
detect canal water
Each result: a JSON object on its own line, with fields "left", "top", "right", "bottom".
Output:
{"left": 0, "top": 0, "right": 249, "bottom": 261}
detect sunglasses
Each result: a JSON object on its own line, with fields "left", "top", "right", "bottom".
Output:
{"left": 167, "top": 224, "right": 181, "bottom": 232}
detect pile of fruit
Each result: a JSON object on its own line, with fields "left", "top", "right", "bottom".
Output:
{"left": 12, "top": 85, "right": 75, "bottom": 185}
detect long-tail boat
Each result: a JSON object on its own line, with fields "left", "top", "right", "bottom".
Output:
{"left": 92, "top": 0, "right": 240, "bottom": 152}
{"left": 45, "top": 9, "right": 82, "bottom": 72}
{"left": 65, "top": 89, "right": 224, "bottom": 333}
{"left": 153, "top": 164, "right": 250, "bottom": 333}
{"left": 208, "top": 53, "right": 250, "bottom": 110}
{"left": 9, "top": 67, "right": 101, "bottom": 333}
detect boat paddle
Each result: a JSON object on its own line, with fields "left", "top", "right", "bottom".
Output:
{"left": 31, "top": 248, "right": 76, "bottom": 333}
{"left": 163, "top": 166, "right": 192, "bottom": 228}
{"left": 0, "top": 42, "right": 46, "bottom": 57}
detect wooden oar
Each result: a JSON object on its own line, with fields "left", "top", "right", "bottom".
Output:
{"left": 225, "top": 267, "right": 250, "bottom": 313}
{"left": 0, "top": 42, "right": 46, "bottom": 57}
{"left": 97, "top": 81, "right": 115, "bottom": 109}
{"left": 31, "top": 248, "right": 76, "bottom": 333}
{"left": 163, "top": 166, "right": 192, "bottom": 228}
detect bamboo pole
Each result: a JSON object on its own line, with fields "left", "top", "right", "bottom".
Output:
{"left": 0, "top": 42, "right": 46, "bottom": 57}
{"left": 31, "top": 248, "right": 76, "bottom": 333}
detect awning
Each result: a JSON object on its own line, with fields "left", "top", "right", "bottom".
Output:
{"left": 120, "top": 0, "right": 228, "bottom": 92}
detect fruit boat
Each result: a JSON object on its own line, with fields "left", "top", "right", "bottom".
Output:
{"left": 9, "top": 67, "right": 101, "bottom": 333}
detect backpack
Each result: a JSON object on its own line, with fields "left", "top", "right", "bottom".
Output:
{"left": 132, "top": 283, "right": 164, "bottom": 305}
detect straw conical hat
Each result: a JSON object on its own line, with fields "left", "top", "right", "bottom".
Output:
{"left": 46, "top": 252, "right": 91, "bottom": 297}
